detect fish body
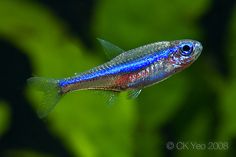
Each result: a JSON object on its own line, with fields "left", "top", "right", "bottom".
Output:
{"left": 28, "top": 39, "right": 202, "bottom": 118}
{"left": 59, "top": 40, "right": 202, "bottom": 92}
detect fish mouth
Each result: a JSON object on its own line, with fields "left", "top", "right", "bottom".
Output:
{"left": 193, "top": 41, "right": 203, "bottom": 59}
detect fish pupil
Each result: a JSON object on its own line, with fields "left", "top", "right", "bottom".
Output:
{"left": 183, "top": 45, "right": 190, "bottom": 51}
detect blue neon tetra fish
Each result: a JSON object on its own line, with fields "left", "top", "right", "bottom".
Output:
{"left": 28, "top": 39, "right": 202, "bottom": 118}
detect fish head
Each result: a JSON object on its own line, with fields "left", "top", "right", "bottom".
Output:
{"left": 169, "top": 39, "right": 202, "bottom": 68}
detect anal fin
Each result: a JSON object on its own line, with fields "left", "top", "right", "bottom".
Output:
{"left": 95, "top": 90, "right": 120, "bottom": 106}
{"left": 128, "top": 89, "right": 142, "bottom": 99}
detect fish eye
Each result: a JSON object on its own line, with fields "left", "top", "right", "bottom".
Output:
{"left": 180, "top": 43, "right": 193, "bottom": 56}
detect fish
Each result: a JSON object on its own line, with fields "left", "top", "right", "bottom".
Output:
{"left": 28, "top": 39, "right": 203, "bottom": 118}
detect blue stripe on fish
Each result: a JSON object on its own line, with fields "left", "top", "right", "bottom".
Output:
{"left": 59, "top": 47, "right": 177, "bottom": 87}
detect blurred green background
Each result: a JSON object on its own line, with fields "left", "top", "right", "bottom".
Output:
{"left": 0, "top": 0, "right": 236, "bottom": 157}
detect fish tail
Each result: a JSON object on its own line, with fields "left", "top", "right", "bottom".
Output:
{"left": 27, "top": 77, "right": 62, "bottom": 118}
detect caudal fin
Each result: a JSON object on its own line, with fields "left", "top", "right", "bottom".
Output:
{"left": 27, "top": 77, "right": 62, "bottom": 118}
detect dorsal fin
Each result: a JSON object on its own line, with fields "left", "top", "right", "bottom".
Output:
{"left": 97, "top": 38, "right": 125, "bottom": 59}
